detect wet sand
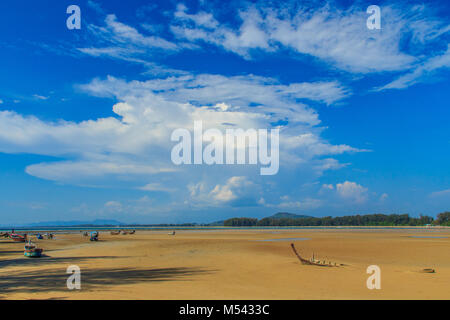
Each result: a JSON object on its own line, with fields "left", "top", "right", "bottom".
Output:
{"left": 0, "top": 228, "right": 449, "bottom": 300}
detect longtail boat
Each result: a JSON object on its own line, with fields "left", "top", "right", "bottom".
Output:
{"left": 90, "top": 231, "right": 99, "bottom": 241}
{"left": 10, "top": 233, "right": 27, "bottom": 242}
{"left": 24, "top": 241, "right": 43, "bottom": 258}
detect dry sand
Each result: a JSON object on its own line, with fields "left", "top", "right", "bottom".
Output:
{"left": 0, "top": 228, "right": 449, "bottom": 300}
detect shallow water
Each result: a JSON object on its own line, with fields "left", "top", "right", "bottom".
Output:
{"left": 409, "top": 236, "right": 447, "bottom": 239}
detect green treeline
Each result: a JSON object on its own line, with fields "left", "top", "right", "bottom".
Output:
{"left": 223, "top": 213, "right": 449, "bottom": 227}
{"left": 436, "top": 212, "right": 450, "bottom": 226}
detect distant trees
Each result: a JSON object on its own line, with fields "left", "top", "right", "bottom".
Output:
{"left": 224, "top": 213, "right": 437, "bottom": 227}
{"left": 224, "top": 218, "right": 258, "bottom": 227}
{"left": 435, "top": 212, "right": 450, "bottom": 226}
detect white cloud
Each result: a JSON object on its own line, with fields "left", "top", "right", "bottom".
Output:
{"left": 138, "top": 183, "right": 176, "bottom": 193}
{"left": 76, "top": 14, "right": 188, "bottom": 74}
{"left": 209, "top": 176, "right": 253, "bottom": 202}
{"left": 321, "top": 184, "right": 334, "bottom": 191}
{"left": 94, "top": 14, "right": 178, "bottom": 51}
{"left": 104, "top": 201, "right": 123, "bottom": 213}
{"left": 430, "top": 189, "right": 450, "bottom": 198}
{"left": 377, "top": 44, "right": 450, "bottom": 90}
{"left": 72, "top": 2, "right": 449, "bottom": 77}
{"left": 87, "top": 0, "right": 104, "bottom": 14}
{"left": 336, "top": 181, "right": 368, "bottom": 204}
{"left": 186, "top": 176, "right": 262, "bottom": 208}
{"left": 25, "top": 160, "right": 175, "bottom": 184}
{"left": 187, "top": 177, "right": 244, "bottom": 204}
{"left": 380, "top": 193, "right": 389, "bottom": 201}
{"left": 175, "top": 4, "right": 219, "bottom": 29}
{"left": 169, "top": 3, "right": 448, "bottom": 73}
{"left": 0, "top": 73, "right": 363, "bottom": 209}
{"left": 32, "top": 94, "right": 49, "bottom": 100}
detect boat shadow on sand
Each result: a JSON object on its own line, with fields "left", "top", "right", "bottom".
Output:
{"left": 0, "top": 265, "right": 212, "bottom": 294}
{"left": 0, "top": 249, "right": 25, "bottom": 256}
{"left": 0, "top": 255, "right": 126, "bottom": 268}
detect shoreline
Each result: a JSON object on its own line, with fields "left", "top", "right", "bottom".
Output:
{"left": 2, "top": 225, "right": 449, "bottom": 234}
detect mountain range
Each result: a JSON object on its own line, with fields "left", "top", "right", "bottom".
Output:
{"left": 3, "top": 213, "right": 311, "bottom": 228}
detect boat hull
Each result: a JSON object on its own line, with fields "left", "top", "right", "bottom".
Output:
{"left": 24, "top": 250, "right": 43, "bottom": 258}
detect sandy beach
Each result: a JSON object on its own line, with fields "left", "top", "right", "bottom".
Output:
{"left": 1, "top": 228, "right": 449, "bottom": 300}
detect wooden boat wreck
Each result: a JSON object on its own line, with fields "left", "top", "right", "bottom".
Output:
{"left": 24, "top": 241, "right": 43, "bottom": 258}
{"left": 290, "top": 243, "right": 339, "bottom": 267}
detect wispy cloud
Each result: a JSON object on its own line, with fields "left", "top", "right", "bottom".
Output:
{"left": 376, "top": 44, "right": 450, "bottom": 91}
{"left": 138, "top": 183, "right": 176, "bottom": 193}
{"left": 430, "top": 189, "right": 450, "bottom": 198}
{"left": 77, "top": 14, "right": 181, "bottom": 66}
{"left": 169, "top": 3, "right": 449, "bottom": 73}
{"left": 32, "top": 94, "right": 49, "bottom": 100}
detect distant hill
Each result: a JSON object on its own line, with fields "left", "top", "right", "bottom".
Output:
{"left": 266, "top": 212, "right": 313, "bottom": 219}
{"left": 207, "top": 220, "right": 225, "bottom": 226}
{"left": 8, "top": 219, "right": 125, "bottom": 228}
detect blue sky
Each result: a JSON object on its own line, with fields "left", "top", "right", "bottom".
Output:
{"left": 0, "top": 0, "right": 449, "bottom": 224}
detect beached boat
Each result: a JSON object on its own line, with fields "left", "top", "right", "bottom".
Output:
{"left": 110, "top": 230, "right": 120, "bottom": 235}
{"left": 24, "top": 241, "right": 43, "bottom": 258}
{"left": 10, "top": 233, "right": 27, "bottom": 242}
{"left": 90, "top": 231, "right": 99, "bottom": 241}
